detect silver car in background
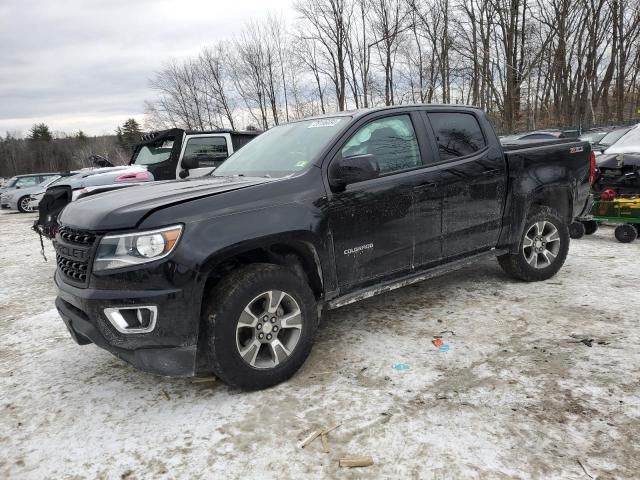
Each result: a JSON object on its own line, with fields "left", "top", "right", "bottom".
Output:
{"left": 1, "top": 174, "right": 60, "bottom": 212}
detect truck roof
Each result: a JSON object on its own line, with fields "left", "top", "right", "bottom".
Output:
{"left": 141, "top": 128, "right": 261, "bottom": 143}
{"left": 290, "top": 104, "right": 484, "bottom": 123}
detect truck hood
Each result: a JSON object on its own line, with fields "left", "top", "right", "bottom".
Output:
{"left": 59, "top": 176, "right": 275, "bottom": 231}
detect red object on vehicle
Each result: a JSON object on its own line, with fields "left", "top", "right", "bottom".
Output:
{"left": 600, "top": 189, "right": 617, "bottom": 201}
{"left": 115, "top": 171, "right": 152, "bottom": 183}
{"left": 588, "top": 151, "right": 597, "bottom": 186}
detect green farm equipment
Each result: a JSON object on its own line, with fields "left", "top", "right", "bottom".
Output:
{"left": 579, "top": 192, "right": 640, "bottom": 243}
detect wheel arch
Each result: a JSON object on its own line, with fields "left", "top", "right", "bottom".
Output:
{"left": 198, "top": 232, "right": 326, "bottom": 301}
{"left": 499, "top": 183, "right": 574, "bottom": 253}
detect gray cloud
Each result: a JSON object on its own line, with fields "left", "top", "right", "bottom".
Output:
{"left": 0, "top": 0, "right": 293, "bottom": 135}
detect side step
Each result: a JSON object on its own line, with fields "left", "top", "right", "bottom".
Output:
{"left": 327, "top": 249, "right": 504, "bottom": 310}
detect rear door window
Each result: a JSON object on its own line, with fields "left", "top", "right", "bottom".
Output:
{"left": 427, "top": 113, "right": 486, "bottom": 161}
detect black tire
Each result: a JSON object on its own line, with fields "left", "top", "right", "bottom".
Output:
{"left": 497, "top": 206, "right": 570, "bottom": 282}
{"left": 583, "top": 220, "right": 598, "bottom": 235}
{"left": 17, "top": 196, "right": 30, "bottom": 213}
{"left": 614, "top": 224, "right": 637, "bottom": 243}
{"left": 569, "top": 221, "right": 586, "bottom": 239}
{"left": 199, "top": 263, "right": 318, "bottom": 390}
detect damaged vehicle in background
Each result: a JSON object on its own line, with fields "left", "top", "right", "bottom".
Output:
{"left": 2, "top": 174, "right": 66, "bottom": 212}
{"left": 1, "top": 173, "right": 58, "bottom": 209}
{"left": 594, "top": 124, "right": 640, "bottom": 194}
{"left": 32, "top": 166, "right": 154, "bottom": 238}
{"left": 35, "top": 128, "right": 260, "bottom": 238}
{"left": 52, "top": 105, "right": 593, "bottom": 390}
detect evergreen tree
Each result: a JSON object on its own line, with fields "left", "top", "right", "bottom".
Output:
{"left": 116, "top": 118, "right": 142, "bottom": 153}
{"left": 28, "top": 123, "right": 53, "bottom": 141}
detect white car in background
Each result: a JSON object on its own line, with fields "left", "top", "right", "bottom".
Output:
{"left": 27, "top": 166, "right": 153, "bottom": 212}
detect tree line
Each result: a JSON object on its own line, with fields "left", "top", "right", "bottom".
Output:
{"left": 145, "top": 0, "right": 640, "bottom": 133}
{"left": 0, "top": 120, "right": 142, "bottom": 178}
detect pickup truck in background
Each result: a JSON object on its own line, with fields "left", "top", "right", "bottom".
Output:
{"left": 35, "top": 128, "right": 260, "bottom": 238}
{"left": 52, "top": 105, "right": 594, "bottom": 389}
{"left": 129, "top": 128, "right": 261, "bottom": 181}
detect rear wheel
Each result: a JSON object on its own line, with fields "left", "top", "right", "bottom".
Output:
{"left": 583, "top": 220, "right": 598, "bottom": 235}
{"left": 614, "top": 224, "right": 637, "bottom": 243}
{"left": 569, "top": 222, "right": 586, "bottom": 239}
{"left": 199, "top": 263, "right": 318, "bottom": 390}
{"left": 498, "top": 206, "right": 569, "bottom": 282}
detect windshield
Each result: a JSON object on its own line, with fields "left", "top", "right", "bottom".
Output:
{"left": 132, "top": 138, "right": 175, "bottom": 165}
{"left": 213, "top": 117, "right": 348, "bottom": 178}
{"left": 4, "top": 176, "right": 18, "bottom": 187}
{"left": 605, "top": 126, "right": 640, "bottom": 154}
{"left": 598, "top": 128, "right": 631, "bottom": 147}
{"left": 580, "top": 132, "right": 607, "bottom": 144}
{"left": 48, "top": 175, "right": 78, "bottom": 187}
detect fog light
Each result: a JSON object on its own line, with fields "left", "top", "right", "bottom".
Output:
{"left": 104, "top": 306, "right": 157, "bottom": 334}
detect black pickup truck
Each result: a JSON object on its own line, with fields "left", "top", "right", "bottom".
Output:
{"left": 53, "top": 105, "right": 594, "bottom": 389}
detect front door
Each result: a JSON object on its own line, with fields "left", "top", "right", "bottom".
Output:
{"left": 178, "top": 134, "right": 231, "bottom": 178}
{"left": 327, "top": 113, "right": 425, "bottom": 289}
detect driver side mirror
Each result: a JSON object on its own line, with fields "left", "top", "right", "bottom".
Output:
{"left": 181, "top": 156, "right": 200, "bottom": 170}
{"left": 330, "top": 154, "right": 380, "bottom": 191}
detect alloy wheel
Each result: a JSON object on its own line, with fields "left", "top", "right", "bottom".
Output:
{"left": 235, "top": 290, "right": 303, "bottom": 369}
{"left": 522, "top": 220, "right": 561, "bottom": 269}
{"left": 20, "top": 197, "right": 35, "bottom": 212}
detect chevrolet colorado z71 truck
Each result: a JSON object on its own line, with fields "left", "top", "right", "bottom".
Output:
{"left": 53, "top": 105, "right": 594, "bottom": 389}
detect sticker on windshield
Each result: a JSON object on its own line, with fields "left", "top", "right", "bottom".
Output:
{"left": 295, "top": 160, "right": 308, "bottom": 167}
{"left": 307, "top": 118, "right": 342, "bottom": 128}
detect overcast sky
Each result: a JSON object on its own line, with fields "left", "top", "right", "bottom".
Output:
{"left": 0, "top": 0, "right": 294, "bottom": 137}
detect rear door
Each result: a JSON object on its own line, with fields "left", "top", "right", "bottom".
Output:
{"left": 425, "top": 111, "right": 507, "bottom": 259}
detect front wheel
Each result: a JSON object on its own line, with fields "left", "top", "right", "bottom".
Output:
{"left": 199, "top": 263, "right": 318, "bottom": 390}
{"left": 498, "top": 206, "right": 570, "bottom": 282}
{"left": 17, "top": 196, "right": 34, "bottom": 213}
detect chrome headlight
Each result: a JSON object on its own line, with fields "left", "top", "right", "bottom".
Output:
{"left": 93, "top": 225, "right": 183, "bottom": 271}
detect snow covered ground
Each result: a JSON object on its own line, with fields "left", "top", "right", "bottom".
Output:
{"left": 1, "top": 209, "right": 638, "bottom": 479}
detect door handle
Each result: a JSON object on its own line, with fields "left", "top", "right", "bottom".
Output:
{"left": 482, "top": 169, "right": 502, "bottom": 177}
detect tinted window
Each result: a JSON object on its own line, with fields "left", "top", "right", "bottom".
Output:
{"left": 341, "top": 115, "right": 421, "bottom": 174}
{"left": 428, "top": 113, "right": 486, "bottom": 160}
{"left": 184, "top": 137, "right": 228, "bottom": 167}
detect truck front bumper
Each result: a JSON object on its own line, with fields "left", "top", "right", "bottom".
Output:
{"left": 55, "top": 271, "right": 199, "bottom": 377}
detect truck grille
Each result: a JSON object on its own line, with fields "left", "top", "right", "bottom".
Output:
{"left": 55, "top": 226, "right": 98, "bottom": 287}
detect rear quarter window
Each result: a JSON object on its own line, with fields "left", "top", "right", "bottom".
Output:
{"left": 428, "top": 112, "right": 486, "bottom": 161}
